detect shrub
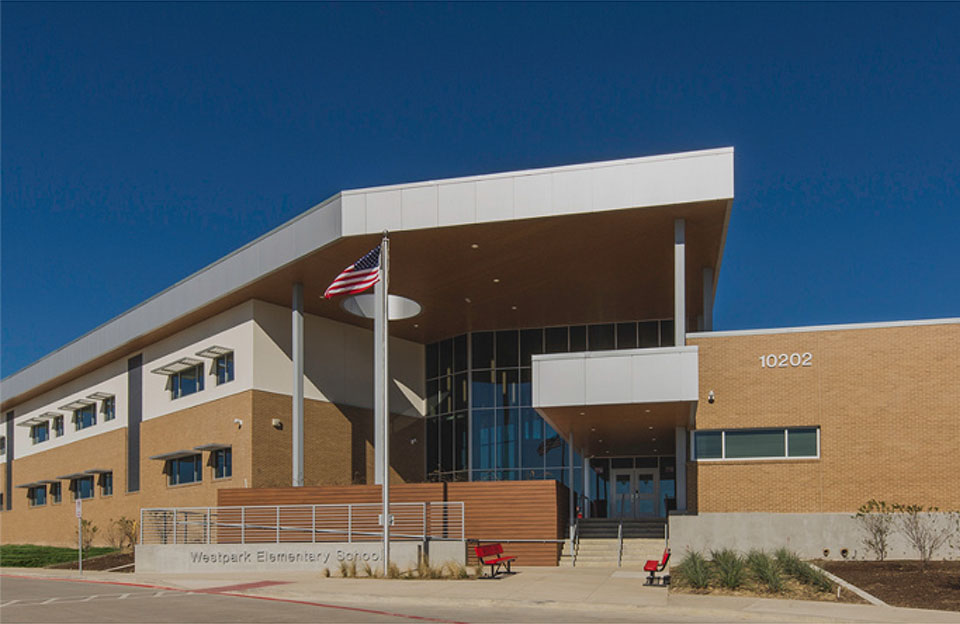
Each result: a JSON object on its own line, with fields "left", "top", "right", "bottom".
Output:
{"left": 673, "top": 551, "right": 711, "bottom": 589}
{"left": 892, "top": 504, "right": 958, "bottom": 572}
{"left": 362, "top": 561, "right": 373, "bottom": 577}
{"left": 710, "top": 549, "right": 746, "bottom": 589}
{"left": 444, "top": 561, "right": 469, "bottom": 579}
{"left": 338, "top": 560, "right": 350, "bottom": 577}
{"left": 322, "top": 567, "right": 331, "bottom": 578}
{"left": 105, "top": 517, "right": 138, "bottom": 551}
{"left": 854, "top": 500, "right": 895, "bottom": 561}
{"left": 75, "top": 520, "right": 99, "bottom": 550}
{"left": 747, "top": 550, "right": 784, "bottom": 593}
{"left": 775, "top": 548, "right": 831, "bottom": 592}
{"left": 387, "top": 562, "right": 401, "bottom": 579}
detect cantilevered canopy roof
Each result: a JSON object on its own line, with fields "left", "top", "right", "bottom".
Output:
{"left": 1, "top": 148, "right": 734, "bottom": 411}
{"left": 148, "top": 450, "right": 197, "bottom": 461}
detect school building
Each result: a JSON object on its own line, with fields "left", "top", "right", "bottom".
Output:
{"left": 2, "top": 147, "right": 957, "bottom": 566}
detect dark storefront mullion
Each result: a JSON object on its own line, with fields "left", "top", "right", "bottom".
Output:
{"left": 440, "top": 415, "right": 454, "bottom": 473}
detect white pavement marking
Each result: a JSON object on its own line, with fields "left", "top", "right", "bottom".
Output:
{"left": 118, "top": 593, "right": 131, "bottom": 599}
{"left": 80, "top": 594, "right": 100, "bottom": 602}
{"left": 40, "top": 598, "right": 59, "bottom": 605}
{"left": 0, "top": 600, "right": 21, "bottom": 607}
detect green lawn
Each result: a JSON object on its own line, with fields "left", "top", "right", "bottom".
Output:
{"left": 0, "top": 544, "right": 118, "bottom": 567}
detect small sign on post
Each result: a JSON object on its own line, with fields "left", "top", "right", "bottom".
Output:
{"left": 76, "top": 500, "right": 83, "bottom": 575}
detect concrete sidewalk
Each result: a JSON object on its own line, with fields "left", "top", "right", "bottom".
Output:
{"left": 3, "top": 566, "right": 958, "bottom": 623}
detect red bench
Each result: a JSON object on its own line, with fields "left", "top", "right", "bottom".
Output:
{"left": 474, "top": 543, "right": 516, "bottom": 578}
{"left": 643, "top": 548, "right": 670, "bottom": 586}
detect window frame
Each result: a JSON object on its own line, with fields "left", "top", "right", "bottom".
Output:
{"left": 214, "top": 352, "right": 235, "bottom": 386}
{"left": 30, "top": 422, "right": 50, "bottom": 445}
{"left": 72, "top": 476, "right": 95, "bottom": 500}
{"left": 53, "top": 415, "right": 64, "bottom": 437}
{"left": 212, "top": 448, "right": 232, "bottom": 480}
{"left": 170, "top": 364, "right": 205, "bottom": 400}
{"left": 50, "top": 482, "right": 62, "bottom": 504}
{"left": 168, "top": 454, "right": 203, "bottom": 486}
{"left": 691, "top": 427, "right": 820, "bottom": 462}
{"left": 28, "top": 485, "right": 47, "bottom": 507}
{"left": 74, "top": 405, "right": 97, "bottom": 431}
{"left": 102, "top": 397, "right": 116, "bottom": 421}
{"left": 99, "top": 472, "right": 113, "bottom": 497}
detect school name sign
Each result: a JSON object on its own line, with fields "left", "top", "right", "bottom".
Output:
{"left": 135, "top": 542, "right": 423, "bottom": 573}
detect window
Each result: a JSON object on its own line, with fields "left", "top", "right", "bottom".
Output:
{"left": 53, "top": 416, "right": 64, "bottom": 437}
{"left": 693, "top": 427, "right": 819, "bottom": 461}
{"left": 213, "top": 448, "right": 232, "bottom": 479}
{"left": 99, "top": 472, "right": 113, "bottom": 496}
{"left": 171, "top": 364, "right": 204, "bottom": 399}
{"left": 28, "top": 486, "right": 46, "bottom": 507}
{"left": 31, "top": 422, "right": 50, "bottom": 444}
{"left": 0, "top": 435, "right": 5, "bottom": 456}
{"left": 72, "top": 476, "right": 95, "bottom": 500}
{"left": 74, "top": 405, "right": 97, "bottom": 430}
{"left": 50, "top": 482, "right": 62, "bottom": 504}
{"left": 169, "top": 454, "right": 202, "bottom": 485}
{"left": 102, "top": 397, "right": 116, "bottom": 421}
{"left": 214, "top": 353, "right": 234, "bottom": 385}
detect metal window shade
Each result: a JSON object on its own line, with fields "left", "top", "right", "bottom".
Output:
{"left": 195, "top": 345, "right": 233, "bottom": 359}
{"left": 84, "top": 468, "right": 111, "bottom": 474}
{"left": 148, "top": 449, "right": 197, "bottom": 461}
{"left": 56, "top": 472, "right": 89, "bottom": 480}
{"left": 87, "top": 391, "right": 115, "bottom": 400}
{"left": 150, "top": 357, "right": 203, "bottom": 376}
{"left": 193, "top": 443, "right": 231, "bottom": 451}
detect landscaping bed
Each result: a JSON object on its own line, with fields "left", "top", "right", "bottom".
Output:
{"left": 47, "top": 550, "right": 135, "bottom": 572}
{"left": 821, "top": 560, "right": 960, "bottom": 612}
{"left": 0, "top": 544, "right": 118, "bottom": 568}
{"left": 670, "top": 548, "right": 864, "bottom": 604}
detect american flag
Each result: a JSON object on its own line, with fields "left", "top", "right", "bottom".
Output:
{"left": 324, "top": 245, "right": 381, "bottom": 298}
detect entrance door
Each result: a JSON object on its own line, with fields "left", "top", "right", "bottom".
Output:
{"left": 610, "top": 468, "right": 659, "bottom": 519}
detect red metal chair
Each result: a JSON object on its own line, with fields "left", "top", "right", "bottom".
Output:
{"left": 643, "top": 548, "right": 670, "bottom": 586}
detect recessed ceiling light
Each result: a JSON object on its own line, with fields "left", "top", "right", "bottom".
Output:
{"left": 648, "top": 426, "right": 654, "bottom": 430}
{"left": 579, "top": 412, "right": 585, "bottom": 416}
{"left": 413, "top": 323, "right": 419, "bottom": 328}
{"left": 653, "top": 448, "right": 658, "bottom": 452}
{"left": 471, "top": 243, "right": 479, "bottom": 249}
{"left": 598, "top": 439, "right": 603, "bottom": 443}
{"left": 605, "top": 450, "right": 610, "bottom": 454}
{"left": 652, "top": 438, "right": 657, "bottom": 442}
{"left": 511, "top": 305, "right": 517, "bottom": 311}
{"left": 645, "top": 409, "right": 651, "bottom": 413}
{"left": 464, "top": 297, "right": 472, "bottom": 303}
{"left": 493, "top": 278, "right": 500, "bottom": 283}
{"left": 590, "top": 427, "right": 596, "bottom": 432}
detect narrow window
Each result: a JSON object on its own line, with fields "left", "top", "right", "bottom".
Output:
{"left": 214, "top": 353, "right": 234, "bottom": 385}
{"left": 74, "top": 405, "right": 97, "bottom": 431}
{"left": 100, "top": 472, "right": 113, "bottom": 496}
{"left": 694, "top": 431, "right": 722, "bottom": 459}
{"left": 213, "top": 448, "right": 232, "bottom": 479}
{"left": 28, "top": 486, "right": 47, "bottom": 507}
{"left": 0, "top": 435, "right": 5, "bottom": 456}
{"left": 53, "top": 416, "right": 64, "bottom": 437}
{"left": 102, "top": 397, "right": 116, "bottom": 421}
{"left": 50, "top": 482, "right": 62, "bottom": 504}
{"left": 787, "top": 428, "right": 818, "bottom": 457}
{"left": 725, "top": 429, "right": 785, "bottom": 459}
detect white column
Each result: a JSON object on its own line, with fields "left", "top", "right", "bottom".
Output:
{"left": 582, "top": 455, "right": 590, "bottom": 519}
{"left": 376, "top": 236, "right": 391, "bottom": 573}
{"left": 292, "top": 283, "right": 304, "bottom": 487}
{"left": 702, "top": 267, "right": 714, "bottom": 332}
{"left": 675, "top": 426, "right": 687, "bottom": 512}
{"left": 568, "top": 433, "right": 575, "bottom": 548}
{"left": 674, "top": 219, "right": 686, "bottom": 346}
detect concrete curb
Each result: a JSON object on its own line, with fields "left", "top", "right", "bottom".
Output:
{"left": 808, "top": 563, "right": 888, "bottom": 607}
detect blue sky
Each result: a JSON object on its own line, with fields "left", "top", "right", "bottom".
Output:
{"left": 2, "top": 2, "right": 958, "bottom": 377}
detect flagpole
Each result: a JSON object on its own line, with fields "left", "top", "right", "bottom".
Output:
{"left": 376, "top": 232, "right": 391, "bottom": 575}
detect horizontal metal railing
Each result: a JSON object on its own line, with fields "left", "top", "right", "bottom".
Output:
{"left": 140, "top": 502, "right": 465, "bottom": 545}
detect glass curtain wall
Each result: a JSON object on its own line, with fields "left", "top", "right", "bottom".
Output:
{"left": 425, "top": 320, "right": 675, "bottom": 488}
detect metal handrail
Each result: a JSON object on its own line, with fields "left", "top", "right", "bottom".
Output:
{"left": 571, "top": 520, "right": 579, "bottom": 567}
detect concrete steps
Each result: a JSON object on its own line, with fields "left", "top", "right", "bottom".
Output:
{"left": 559, "top": 537, "right": 665, "bottom": 568}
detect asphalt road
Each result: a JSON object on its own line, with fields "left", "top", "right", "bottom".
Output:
{"left": 0, "top": 576, "right": 742, "bottom": 623}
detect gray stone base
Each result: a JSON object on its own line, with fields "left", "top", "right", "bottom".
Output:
{"left": 669, "top": 512, "right": 960, "bottom": 561}
{"left": 136, "top": 540, "right": 467, "bottom": 573}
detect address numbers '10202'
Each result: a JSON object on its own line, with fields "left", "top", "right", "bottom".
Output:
{"left": 759, "top": 353, "right": 812, "bottom": 368}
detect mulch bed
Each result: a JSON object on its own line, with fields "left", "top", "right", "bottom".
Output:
{"left": 47, "top": 551, "right": 135, "bottom": 572}
{"left": 671, "top": 578, "right": 865, "bottom": 604}
{"left": 821, "top": 560, "right": 960, "bottom": 612}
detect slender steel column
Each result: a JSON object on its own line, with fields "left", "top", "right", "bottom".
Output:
{"left": 674, "top": 219, "right": 686, "bottom": 346}
{"left": 568, "top": 432, "right": 575, "bottom": 549}
{"left": 582, "top": 455, "right": 590, "bottom": 519}
{"left": 375, "top": 235, "right": 391, "bottom": 573}
{"left": 292, "top": 283, "right": 304, "bottom": 487}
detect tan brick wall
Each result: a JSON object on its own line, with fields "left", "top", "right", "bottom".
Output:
{"left": 250, "top": 390, "right": 424, "bottom": 488}
{"left": 1, "top": 389, "right": 423, "bottom": 547}
{"left": 689, "top": 322, "right": 960, "bottom": 513}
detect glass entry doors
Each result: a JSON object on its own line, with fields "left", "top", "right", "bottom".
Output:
{"left": 610, "top": 468, "right": 659, "bottom": 519}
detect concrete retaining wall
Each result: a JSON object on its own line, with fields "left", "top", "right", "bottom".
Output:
{"left": 136, "top": 540, "right": 466, "bottom": 573}
{"left": 669, "top": 512, "right": 960, "bottom": 561}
